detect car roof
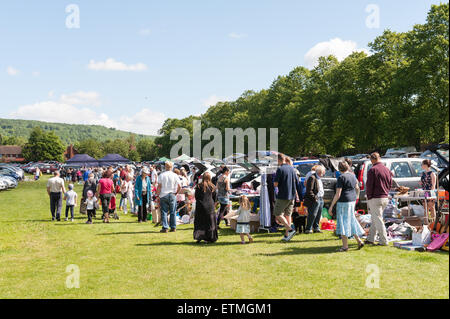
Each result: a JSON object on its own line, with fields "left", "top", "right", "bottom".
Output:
{"left": 293, "top": 159, "right": 319, "bottom": 165}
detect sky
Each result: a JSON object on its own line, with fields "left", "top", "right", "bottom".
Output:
{"left": 0, "top": 0, "right": 445, "bottom": 136}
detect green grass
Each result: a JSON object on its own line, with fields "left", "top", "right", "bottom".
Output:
{"left": 0, "top": 175, "right": 448, "bottom": 299}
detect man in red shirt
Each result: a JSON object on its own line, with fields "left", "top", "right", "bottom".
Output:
{"left": 96, "top": 171, "right": 114, "bottom": 223}
{"left": 120, "top": 166, "right": 128, "bottom": 181}
{"left": 365, "top": 152, "right": 393, "bottom": 246}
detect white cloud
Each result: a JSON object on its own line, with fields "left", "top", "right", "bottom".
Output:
{"left": 118, "top": 108, "right": 166, "bottom": 136}
{"left": 9, "top": 101, "right": 116, "bottom": 128}
{"left": 9, "top": 91, "right": 165, "bottom": 136}
{"left": 139, "top": 28, "right": 151, "bottom": 36}
{"left": 228, "top": 32, "right": 247, "bottom": 39}
{"left": 202, "top": 95, "right": 231, "bottom": 108}
{"left": 304, "top": 38, "right": 370, "bottom": 68}
{"left": 88, "top": 58, "right": 148, "bottom": 72}
{"left": 32, "top": 71, "right": 40, "bottom": 77}
{"left": 60, "top": 91, "right": 101, "bottom": 107}
{"left": 6, "top": 66, "right": 19, "bottom": 76}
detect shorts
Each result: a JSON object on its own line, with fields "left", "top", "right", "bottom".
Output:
{"left": 236, "top": 223, "right": 251, "bottom": 234}
{"left": 274, "top": 199, "right": 295, "bottom": 217}
{"left": 218, "top": 196, "right": 230, "bottom": 205}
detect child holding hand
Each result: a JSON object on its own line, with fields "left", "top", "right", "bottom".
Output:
{"left": 225, "top": 195, "right": 257, "bottom": 244}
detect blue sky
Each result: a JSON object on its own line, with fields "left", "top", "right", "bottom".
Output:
{"left": 0, "top": 0, "right": 444, "bottom": 135}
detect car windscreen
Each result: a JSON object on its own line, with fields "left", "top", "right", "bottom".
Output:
{"left": 296, "top": 164, "right": 315, "bottom": 177}
{"left": 231, "top": 170, "right": 249, "bottom": 180}
{"left": 295, "top": 164, "right": 335, "bottom": 178}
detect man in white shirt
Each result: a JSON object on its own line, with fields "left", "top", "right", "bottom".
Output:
{"left": 47, "top": 171, "right": 66, "bottom": 221}
{"left": 156, "top": 161, "right": 181, "bottom": 233}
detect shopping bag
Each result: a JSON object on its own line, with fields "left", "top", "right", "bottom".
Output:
{"left": 322, "top": 207, "right": 332, "bottom": 220}
{"left": 79, "top": 199, "right": 87, "bottom": 215}
{"left": 412, "top": 226, "right": 431, "bottom": 247}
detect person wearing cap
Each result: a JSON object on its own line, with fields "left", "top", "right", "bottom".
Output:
{"left": 134, "top": 167, "right": 152, "bottom": 223}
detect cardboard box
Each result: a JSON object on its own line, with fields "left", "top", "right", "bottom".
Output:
{"left": 403, "top": 216, "right": 424, "bottom": 227}
{"left": 400, "top": 207, "right": 410, "bottom": 217}
{"left": 229, "top": 219, "right": 260, "bottom": 234}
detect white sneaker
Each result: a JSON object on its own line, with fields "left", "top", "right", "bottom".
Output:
{"left": 64, "top": 218, "right": 68, "bottom": 221}
{"left": 285, "top": 230, "right": 297, "bottom": 242}
{"left": 71, "top": 218, "right": 74, "bottom": 222}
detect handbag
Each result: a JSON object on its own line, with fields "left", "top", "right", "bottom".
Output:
{"left": 79, "top": 199, "right": 87, "bottom": 215}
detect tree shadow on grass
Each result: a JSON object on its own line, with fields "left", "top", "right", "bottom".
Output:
{"left": 254, "top": 245, "right": 340, "bottom": 256}
{"left": 1, "top": 219, "right": 55, "bottom": 223}
{"left": 136, "top": 241, "right": 247, "bottom": 247}
{"left": 98, "top": 231, "right": 163, "bottom": 235}
{"left": 53, "top": 221, "right": 138, "bottom": 226}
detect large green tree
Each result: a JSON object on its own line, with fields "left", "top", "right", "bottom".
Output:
{"left": 22, "top": 127, "right": 65, "bottom": 162}
{"left": 142, "top": 3, "right": 450, "bottom": 157}
{"left": 74, "top": 138, "right": 105, "bottom": 159}
{"left": 136, "top": 138, "right": 158, "bottom": 161}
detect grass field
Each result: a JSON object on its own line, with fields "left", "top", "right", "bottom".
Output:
{"left": 0, "top": 175, "right": 448, "bottom": 299}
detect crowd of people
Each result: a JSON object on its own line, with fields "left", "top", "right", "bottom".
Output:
{"left": 45, "top": 152, "right": 438, "bottom": 251}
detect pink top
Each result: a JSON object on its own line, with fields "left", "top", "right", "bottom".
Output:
{"left": 98, "top": 178, "right": 113, "bottom": 195}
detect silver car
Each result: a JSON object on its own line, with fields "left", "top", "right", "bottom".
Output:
{"left": 354, "top": 157, "right": 440, "bottom": 206}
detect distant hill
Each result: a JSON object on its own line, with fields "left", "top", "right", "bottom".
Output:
{"left": 0, "top": 118, "right": 157, "bottom": 145}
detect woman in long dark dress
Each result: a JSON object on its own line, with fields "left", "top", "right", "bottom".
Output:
{"left": 193, "top": 172, "right": 218, "bottom": 243}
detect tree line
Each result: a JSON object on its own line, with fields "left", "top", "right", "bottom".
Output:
{"left": 154, "top": 4, "right": 449, "bottom": 158}
{"left": 0, "top": 118, "right": 155, "bottom": 146}
{"left": 11, "top": 127, "right": 158, "bottom": 163}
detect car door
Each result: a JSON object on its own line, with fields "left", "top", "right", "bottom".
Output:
{"left": 390, "top": 161, "right": 419, "bottom": 190}
{"left": 321, "top": 169, "right": 337, "bottom": 204}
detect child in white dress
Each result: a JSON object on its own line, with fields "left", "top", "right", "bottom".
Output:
{"left": 225, "top": 195, "right": 257, "bottom": 244}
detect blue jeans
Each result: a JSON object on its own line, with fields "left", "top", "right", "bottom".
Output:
{"left": 306, "top": 198, "right": 324, "bottom": 232}
{"left": 160, "top": 194, "right": 177, "bottom": 230}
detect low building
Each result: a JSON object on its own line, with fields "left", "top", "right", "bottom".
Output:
{"left": 0, "top": 145, "right": 25, "bottom": 163}
{"left": 64, "top": 144, "right": 78, "bottom": 161}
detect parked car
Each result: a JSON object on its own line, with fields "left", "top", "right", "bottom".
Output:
{"left": 353, "top": 157, "right": 441, "bottom": 206}
{"left": 293, "top": 159, "right": 337, "bottom": 205}
{"left": 421, "top": 148, "right": 449, "bottom": 169}
{"left": 425, "top": 144, "right": 449, "bottom": 192}
{"left": 230, "top": 168, "right": 250, "bottom": 184}
{"left": 27, "top": 163, "right": 60, "bottom": 174}
{"left": 0, "top": 167, "right": 21, "bottom": 180}
{"left": 0, "top": 175, "right": 18, "bottom": 189}
{"left": 0, "top": 164, "right": 24, "bottom": 180}
{"left": 385, "top": 146, "right": 417, "bottom": 158}
{"left": 230, "top": 161, "right": 264, "bottom": 190}
{"left": 0, "top": 178, "right": 7, "bottom": 190}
